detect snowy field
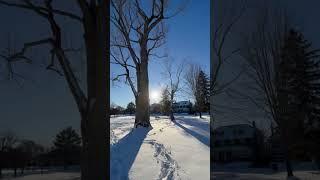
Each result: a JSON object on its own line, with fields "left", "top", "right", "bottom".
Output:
{"left": 2, "top": 172, "right": 80, "bottom": 180}
{"left": 111, "top": 115, "right": 210, "bottom": 180}
{"left": 2, "top": 115, "right": 210, "bottom": 180}
{"left": 212, "top": 162, "right": 320, "bottom": 180}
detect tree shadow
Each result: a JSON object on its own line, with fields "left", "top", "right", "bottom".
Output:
{"left": 110, "top": 127, "right": 150, "bottom": 179}
{"left": 173, "top": 117, "right": 210, "bottom": 147}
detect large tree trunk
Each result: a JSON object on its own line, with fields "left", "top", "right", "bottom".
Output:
{"left": 280, "top": 125, "right": 294, "bottom": 178}
{"left": 135, "top": 60, "right": 151, "bottom": 127}
{"left": 80, "top": 2, "right": 109, "bottom": 180}
{"left": 170, "top": 94, "right": 175, "bottom": 121}
{"left": 134, "top": 39, "right": 151, "bottom": 128}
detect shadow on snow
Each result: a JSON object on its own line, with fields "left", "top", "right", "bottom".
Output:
{"left": 110, "top": 127, "right": 150, "bottom": 179}
{"left": 173, "top": 116, "right": 210, "bottom": 147}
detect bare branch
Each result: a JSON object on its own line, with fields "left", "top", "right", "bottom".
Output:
{"left": 0, "top": 0, "right": 82, "bottom": 21}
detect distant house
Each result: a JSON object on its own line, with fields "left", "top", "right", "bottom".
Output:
{"left": 150, "top": 103, "right": 161, "bottom": 114}
{"left": 172, "top": 101, "right": 192, "bottom": 113}
{"left": 212, "top": 123, "right": 264, "bottom": 162}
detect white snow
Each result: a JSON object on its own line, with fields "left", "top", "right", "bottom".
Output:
{"left": 110, "top": 115, "right": 210, "bottom": 180}
{"left": 3, "top": 115, "right": 320, "bottom": 180}
{"left": 2, "top": 172, "right": 80, "bottom": 180}
{"left": 4, "top": 115, "right": 210, "bottom": 180}
{"left": 212, "top": 162, "right": 320, "bottom": 180}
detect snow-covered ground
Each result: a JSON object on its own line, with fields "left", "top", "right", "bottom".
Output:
{"left": 2, "top": 115, "right": 210, "bottom": 180}
{"left": 212, "top": 162, "right": 320, "bottom": 180}
{"left": 110, "top": 115, "right": 210, "bottom": 180}
{"left": 2, "top": 172, "right": 80, "bottom": 180}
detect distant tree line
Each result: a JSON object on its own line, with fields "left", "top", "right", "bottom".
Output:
{"left": 0, "top": 127, "right": 81, "bottom": 178}
{"left": 110, "top": 60, "right": 210, "bottom": 121}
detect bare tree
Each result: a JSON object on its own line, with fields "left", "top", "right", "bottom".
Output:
{"left": 184, "top": 63, "right": 200, "bottom": 113}
{"left": 239, "top": 6, "right": 298, "bottom": 178}
{"left": 111, "top": 0, "right": 187, "bottom": 127}
{"left": 161, "top": 58, "right": 184, "bottom": 121}
{"left": 211, "top": 0, "right": 246, "bottom": 125}
{"left": 0, "top": 1, "right": 109, "bottom": 179}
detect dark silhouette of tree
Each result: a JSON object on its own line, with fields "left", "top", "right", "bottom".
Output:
{"left": 14, "top": 140, "right": 44, "bottom": 175}
{"left": 278, "top": 29, "right": 320, "bottom": 168}
{"left": 160, "top": 86, "right": 171, "bottom": 116}
{"left": 211, "top": 0, "right": 246, "bottom": 126}
{"left": 53, "top": 127, "right": 81, "bottom": 170}
{"left": 195, "top": 70, "right": 210, "bottom": 118}
{"left": 0, "top": 131, "right": 17, "bottom": 178}
{"left": 126, "top": 102, "right": 136, "bottom": 115}
{"left": 185, "top": 64, "right": 209, "bottom": 118}
{"left": 239, "top": 8, "right": 299, "bottom": 177}
{"left": 0, "top": 1, "right": 110, "bottom": 179}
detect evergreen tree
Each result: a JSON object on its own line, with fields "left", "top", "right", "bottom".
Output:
{"left": 160, "top": 86, "right": 171, "bottom": 116}
{"left": 126, "top": 102, "right": 136, "bottom": 115}
{"left": 195, "top": 70, "right": 210, "bottom": 118}
{"left": 53, "top": 127, "right": 81, "bottom": 169}
{"left": 280, "top": 29, "right": 320, "bottom": 133}
{"left": 278, "top": 29, "right": 320, "bottom": 175}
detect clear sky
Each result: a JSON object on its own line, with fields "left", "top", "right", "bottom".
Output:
{"left": 111, "top": 0, "right": 210, "bottom": 107}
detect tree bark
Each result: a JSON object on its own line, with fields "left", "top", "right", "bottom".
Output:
{"left": 135, "top": 60, "right": 151, "bottom": 127}
{"left": 134, "top": 40, "right": 151, "bottom": 127}
{"left": 280, "top": 125, "right": 294, "bottom": 178}
{"left": 170, "top": 93, "right": 175, "bottom": 121}
{"left": 80, "top": 1, "right": 109, "bottom": 180}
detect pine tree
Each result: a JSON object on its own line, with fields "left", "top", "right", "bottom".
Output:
{"left": 280, "top": 29, "right": 320, "bottom": 132}
{"left": 195, "top": 70, "right": 210, "bottom": 118}
{"left": 53, "top": 127, "right": 81, "bottom": 169}
{"left": 278, "top": 29, "right": 320, "bottom": 176}
{"left": 160, "top": 86, "right": 171, "bottom": 116}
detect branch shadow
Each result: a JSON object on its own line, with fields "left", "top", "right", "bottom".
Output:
{"left": 110, "top": 127, "right": 150, "bottom": 179}
{"left": 173, "top": 117, "right": 210, "bottom": 147}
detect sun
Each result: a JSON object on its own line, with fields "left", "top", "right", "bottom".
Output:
{"left": 150, "top": 90, "right": 160, "bottom": 102}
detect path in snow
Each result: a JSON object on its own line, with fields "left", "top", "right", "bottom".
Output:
{"left": 110, "top": 115, "right": 210, "bottom": 180}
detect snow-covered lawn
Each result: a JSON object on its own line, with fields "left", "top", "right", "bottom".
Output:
{"left": 111, "top": 115, "right": 210, "bottom": 180}
{"left": 212, "top": 162, "right": 320, "bottom": 180}
{"left": 2, "top": 115, "right": 210, "bottom": 180}
{"left": 2, "top": 173, "right": 80, "bottom": 180}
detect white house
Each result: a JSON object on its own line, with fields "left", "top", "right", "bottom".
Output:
{"left": 172, "top": 101, "right": 192, "bottom": 113}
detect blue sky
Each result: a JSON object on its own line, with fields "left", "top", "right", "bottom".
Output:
{"left": 111, "top": 0, "right": 210, "bottom": 107}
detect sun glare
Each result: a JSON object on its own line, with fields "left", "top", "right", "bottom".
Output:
{"left": 150, "top": 90, "right": 160, "bottom": 102}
